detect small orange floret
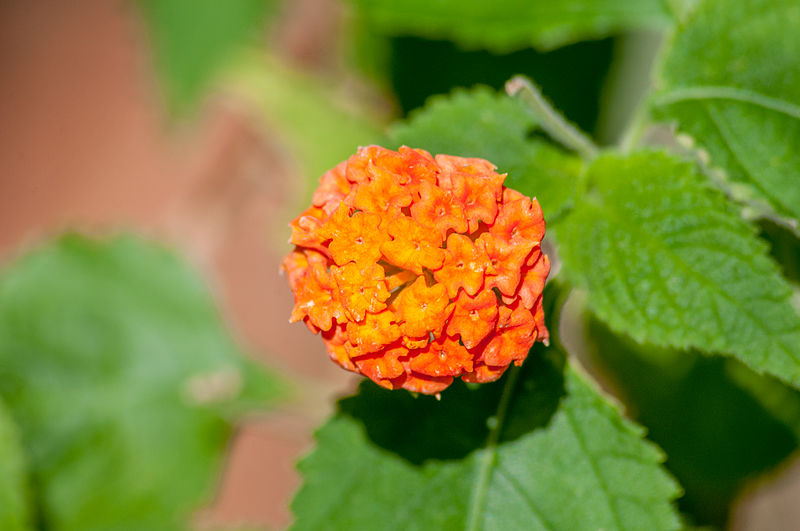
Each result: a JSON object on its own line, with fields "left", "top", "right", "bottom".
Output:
{"left": 353, "top": 344, "right": 407, "bottom": 388}
{"left": 380, "top": 215, "right": 444, "bottom": 275}
{"left": 477, "top": 232, "right": 532, "bottom": 297}
{"left": 436, "top": 154, "right": 505, "bottom": 233}
{"left": 283, "top": 146, "right": 550, "bottom": 394}
{"left": 447, "top": 289, "right": 498, "bottom": 349}
{"left": 409, "top": 335, "right": 473, "bottom": 377}
{"left": 346, "top": 309, "right": 401, "bottom": 354}
{"left": 491, "top": 194, "right": 545, "bottom": 248}
{"left": 324, "top": 205, "right": 390, "bottom": 266}
{"left": 433, "top": 233, "right": 492, "bottom": 298}
{"left": 289, "top": 262, "right": 345, "bottom": 332}
{"left": 394, "top": 276, "right": 452, "bottom": 338}
{"left": 462, "top": 363, "right": 509, "bottom": 384}
{"left": 312, "top": 161, "right": 352, "bottom": 214}
{"left": 332, "top": 262, "right": 390, "bottom": 321}
{"left": 410, "top": 180, "right": 468, "bottom": 239}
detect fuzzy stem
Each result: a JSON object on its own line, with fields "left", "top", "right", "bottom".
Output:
{"left": 506, "top": 76, "right": 598, "bottom": 160}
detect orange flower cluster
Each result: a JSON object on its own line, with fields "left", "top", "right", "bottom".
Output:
{"left": 282, "top": 146, "right": 550, "bottom": 395}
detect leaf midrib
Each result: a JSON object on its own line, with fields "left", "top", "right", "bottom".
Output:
{"left": 653, "top": 85, "right": 800, "bottom": 121}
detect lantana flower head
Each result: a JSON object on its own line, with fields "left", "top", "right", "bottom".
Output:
{"left": 282, "top": 146, "right": 550, "bottom": 395}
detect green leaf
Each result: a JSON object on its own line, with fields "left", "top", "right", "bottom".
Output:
{"left": 558, "top": 151, "right": 800, "bottom": 387}
{"left": 389, "top": 87, "right": 582, "bottom": 221}
{"left": 0, "top": 399, "right": 32, "bottom": 531}
{"left": 291, "top": 348, "right": 680, "bottom": 530}
{"left": 138, "top": 0, "right": 275, "bottom": 114}
{"left": 651, "top": 0, "right": 800, "bottom": 227}
{"left": 0, "top": 234, "right": 283, "bottom": 531}
{"left": 347, "top": 0, "right": 674, "bottom": 52}
{"left": 585, "top": 317, "right": 799, "bottom": 526}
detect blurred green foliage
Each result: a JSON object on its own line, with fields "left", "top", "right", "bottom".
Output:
{"left": 0, "top": 399, "right": 31, "bottom": 531}
{"left": 0, "top": 236, "right": 282, "bottom": 530}
{"left": 346, "top": 0, "right": 672, "bottom": 52}
{"left": 138, "top": 0, "right": 276, "bottom": 115}
{"left": 225, "top": 54, "right": 387, "bottom": 212}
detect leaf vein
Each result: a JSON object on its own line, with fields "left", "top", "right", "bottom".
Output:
{"left": 563, "top": 406, "right": 624, "bottom": 529}
{"left": 654, "top": 85, "right": 800, "bottom": 121}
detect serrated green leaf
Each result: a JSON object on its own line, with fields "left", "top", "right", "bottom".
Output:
{"left": 138, "top": 0, "right": 275, "bottom": 114}
{"left": 559, "top": 151, "right": 800, "bottom": 387}
{"left": 0, "top": 399, "right": 32, "bottom": 531}
{"left": 348, "top": 0, "right": 673, "bottom": 52}
{"left": 652, "top": 0, "right": 800, "bottom": 227}
{"left": 586, "top": 317, "right": 799, "bottom": 526}
{"left": 291, "top": 348, "right": 680, "bottom": 530}
{"left": 389, "top": 87, "right": 582, "bottom": 221}
{"left": 0, "top": 234, "right": 282, "bottom": 531}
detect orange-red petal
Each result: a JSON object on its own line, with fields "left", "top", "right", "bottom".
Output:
{"left": 408, "top": 335, "right": 474, "bottom": 377}
{"left": 446, "top": 289, "right": 499, "bottom": 349}
{"left": 491, "top": 195, "right": 545, "bottom": 248}
{"left": 332, "top": 262, "right": 391, "bottom": 321}
{"left": 380, "top": 214, "right": 445, "bottom": 274}
{"left": 312, "top": 161, "right": 352, "bottom": 214}
{"left": 345, "top": 309, "right": 401, "bottom": 354}
{"left": 393, "top": 276, "right": 452, "bottom": 338}
{"left": 410, "top": 180, "right": 468, "bottom": 239}
{"left": 433, "top": 233, "right": 492, "bottom": 298}
{"left": 324, "top": 206, "right": 390, "bottom": 266}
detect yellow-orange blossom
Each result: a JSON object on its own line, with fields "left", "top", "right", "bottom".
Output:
{"left": 283, "top": 146, "right": 550, "bottom": 395}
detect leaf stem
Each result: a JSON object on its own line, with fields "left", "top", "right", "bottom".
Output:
{"left": 465, "top": 364, "right": 522, "bottom": 531}
{"left": 506, "top": 76, "right": 598, "bottom": 160}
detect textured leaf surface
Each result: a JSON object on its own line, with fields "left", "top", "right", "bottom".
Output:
{"left": 390, "top": 87, "right": 582, "bottom": 221}
{"left": 652, "top": 0, "right": 800, "bottom": 226}
{"left": 0, "top": 399, "right": 31, "bottom": 531}
{"left": 348, "top": 0, "right": 673, "bottom": 52}
{"left": 292, "top": 349, "right": 679, "bottom": 530}
{"left": 139, "top": 0, "right": 275, "bottom": 113}
{"left": 559, "top": 151, "right": 800, "bottom": 386}
{"left": 0, "top": 235, "right": 282, "bottom": 531}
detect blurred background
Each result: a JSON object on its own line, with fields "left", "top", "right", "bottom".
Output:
{"left": 2, "top": 0, "right": 800, "bottom": 529}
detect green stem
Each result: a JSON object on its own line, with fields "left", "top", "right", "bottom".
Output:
{"left": 465, "top": 364, "right": 522, "bottom": 531}
{"left": 506, "top": 76, "right": 598, "bottom": 160}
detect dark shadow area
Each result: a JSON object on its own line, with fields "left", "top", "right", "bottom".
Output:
{"left": 759, "top": 218, "right": 800, "bottom": 285}
{"left": 338, "top": 345, "right": 566, "bottom": 466}
{"left": 387, "top": 36, "right": 614, "bottom": 135}
{"left": 587, "top": 317, "right": 799, "bottom": 527}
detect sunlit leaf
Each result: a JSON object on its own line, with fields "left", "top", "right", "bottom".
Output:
{"left": 292, "top": 348, "right": 680, "bottom": 530}
{"left": 559, "top": 151, "right": 800, "bottom": 387}
{"left": 652, "top": 0, "right": 800, "bottom": 227}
